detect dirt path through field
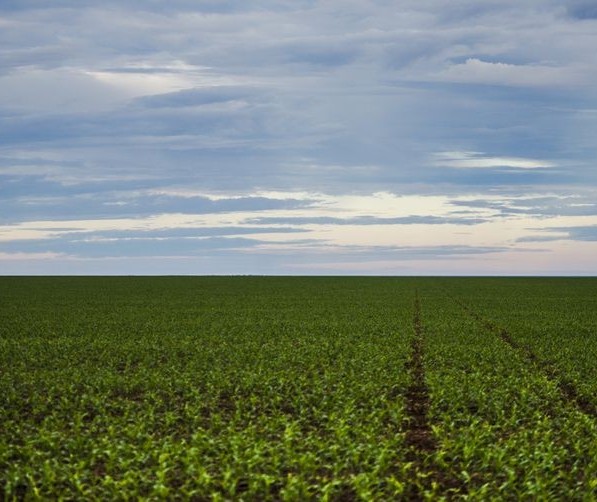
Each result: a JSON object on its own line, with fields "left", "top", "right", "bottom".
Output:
{"left": 403, "top": 292, "right": 462, "bottom": 499}
{"left": 404, "top": 292, "right": 435, "bottom": 456}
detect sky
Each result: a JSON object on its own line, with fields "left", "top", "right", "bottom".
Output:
{"left": 1, "top": 0, "right": 597, "bottom": 275}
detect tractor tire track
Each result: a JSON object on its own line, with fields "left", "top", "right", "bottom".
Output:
{"left": 404, "top": 293, "right": 435, "bottom": 456}
{"left": 403, "top": 292, "right": 463, "bottom": 499}
{"left": 453, "top": 296, "right": 597, "bottom": 418}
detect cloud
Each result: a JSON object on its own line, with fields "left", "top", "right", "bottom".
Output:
{"left": 246, "top": 215, "right": 485, "bottom": 226}
{"left": 434, "top": 151, "right": 555, "bottom": 169}
{"left": 0, "top": 235, "right": 270, "bottom": 259}
{"left": 0, "top": 251, "right": 65, "bottom": 260}
{"left": 0, "top": 181, "right": 320, "bottom": 224}
{"left": 566, "top": 1, "right": 597, "bottom": 20}
{"left": 135, "top": 85, "right": 262, "bottom": 108}
{"left": 278, "top": 244, "right": 523, "bottom": 273}
{"left": 519, "top": 225, "right": 597, "bottom": 242}
{"left": 2, "top": 1, "right": 597, "bottom": 273}
{"left": 450, "top": 193, "right": 597, "bottom": 218}
{"left": 437, "top": 58, "right": 588, "bottom": 88}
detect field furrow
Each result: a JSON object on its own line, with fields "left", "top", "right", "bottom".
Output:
{"left": 404, "top": 292, "right": 435, "bottom": 458}
{"left": 455, "top": 296, "right": 597, "bottom": 419}
{"left": 444, "top": 278, "right": 597, "bottom": 413}
{"left": 421, "top": 282, "right": 597, "bottom": 498}
{"left": 403, "top": 292, "right": 463, "bottom": 500}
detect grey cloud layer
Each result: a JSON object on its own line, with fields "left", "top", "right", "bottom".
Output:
{"left": 519, "top": 225, "right": 597, "bottom": 242}
{"left": 1, "top": 1, "right": 596, "bottom": 273}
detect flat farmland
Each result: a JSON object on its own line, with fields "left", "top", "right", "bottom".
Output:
{"left": 1, "top": 277, "right": 597, "bottom": 500}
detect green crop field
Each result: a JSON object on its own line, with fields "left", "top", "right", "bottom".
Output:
{"left": 1, "top": 277, "right": 597, "bottom": 500}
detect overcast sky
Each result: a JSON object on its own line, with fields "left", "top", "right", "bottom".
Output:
{"left": 1, "top": 0, "right": 597, "bottom": 275}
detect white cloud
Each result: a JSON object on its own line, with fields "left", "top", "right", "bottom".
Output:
{"left": 433, "top": 151, "right": 555, "bottom": 169}
{"left": 84, "top": 60, "right": 244, "bottom": 98}
{"left": 0, "top": 251, "right": 65, "bottom": 260}
{"left": 84, "top": 70, "right": 193, "bottom": 97}
{"left": 2, "top": 189, "right": 596, "bottom": 252}
{"left": 437, "top": 58, "right": 590, "bottom": 88}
